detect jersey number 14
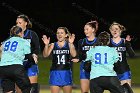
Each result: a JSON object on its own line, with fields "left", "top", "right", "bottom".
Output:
{"left": 57, "top": 55, "right": 65, "bottom": 64}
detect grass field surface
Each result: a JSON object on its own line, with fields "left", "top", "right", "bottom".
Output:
{"left": 38, "top": 54, "right": 140, "bottom": 93}
{"left": 38, "top": 57, "right": 140, "bottom": 85}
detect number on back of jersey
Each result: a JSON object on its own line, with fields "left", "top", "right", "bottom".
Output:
{"left": 4, "top": 41, "right": 18, "bottom": 52}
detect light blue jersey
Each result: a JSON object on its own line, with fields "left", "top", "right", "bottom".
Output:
{"left": 0, "top": 37, "right": 30, "bottom": 66}
{"left": 85, "top": 46, "right": 119, "bottom": 79}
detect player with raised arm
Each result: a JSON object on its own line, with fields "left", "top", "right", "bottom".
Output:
{"left": 42, "top": 27, "right": 77, "bottom": 93}
{"left": 109, "top": 22, "right": 135, "bottom": 93}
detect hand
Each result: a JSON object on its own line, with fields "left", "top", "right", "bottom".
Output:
{"left": 32, "top": 54, "right": 38, "bottom": 64}
{"left": 68, "top": 34, "right": 75, "bottom": 44}
{"left": 71, "top": 58, "right": 79, "bottom": 63}
{"left": 42, "top": 35, "right": 50, "bottom": 45}
{"left": 126, "top": 35, "right": 131, "bottom": 41}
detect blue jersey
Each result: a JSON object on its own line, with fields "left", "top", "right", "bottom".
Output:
{"left": 78, "top": 38, "right": 97, "bottom": 61}
{"left": 51, "top": 42, "right": 71, "bottom": 70}
{"left": 23, "top": 29, "right": 40, "bottom": 55}
{"left": 0, "top": 37, "right": 30, "bottom": 66}
{"left": 49, "top": 41, "right": 73, "bottom": 86}
{"left": 85, "top": 46, "right": 119, "bottom": 79}
{"left": 109, "top": 38, "right": 130, "bottom": 74}
{"left": 23, "top": 29, "right": 40, "bottom": 76}
{"left": 78, "top": 38, "right": 97, "bottom": 79}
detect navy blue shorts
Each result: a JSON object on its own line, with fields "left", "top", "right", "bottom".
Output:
{"left": 117, "top": 71, "right": 131, "bottom": 80}
{"left": 27, "top": 64, "right": 39, "bottom": 76}
{"left": 80, "top": 61, "right": 90, "bottom": 79}
{"left": 49, "top": 70, "right": 73, "bottom": 86}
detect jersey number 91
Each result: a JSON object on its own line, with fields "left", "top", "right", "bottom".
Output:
{"left": 95, "top": 53, "right": 108, "bottom": 64}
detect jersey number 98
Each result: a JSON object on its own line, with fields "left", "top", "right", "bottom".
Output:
{"left": 4, "top": 41, "right": 18, "bottom": 52}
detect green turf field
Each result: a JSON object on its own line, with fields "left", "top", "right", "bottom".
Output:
{"left": 38, "top": 53, "right": 140, "bottom": 93}
{"left": 38, "top": 56, "right": 140, "bottom": 85}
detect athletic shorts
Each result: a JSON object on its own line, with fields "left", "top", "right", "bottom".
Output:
{"left": 49, "top": 70, "right": 72, "bottom": 86}
{"left": 27, "top": 64, "right": 39, "bottom": 76}
{"left": 80, "top": 61, "right": 90, "bottom": 79}
{"left": 0, "top": 65, "right": 31, "bottom": 93}
{"left": 117, "top": 71, "right": 131, "bottom": 80}
{"left": 90, "top": 76, "right": 125, "bottom": 93}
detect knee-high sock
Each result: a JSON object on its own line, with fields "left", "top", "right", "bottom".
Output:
{"left": 30, "top": 83, "right": 40, "bottom": 93}
{"left": 123, "top": 83, "right": 133, "bottom": 93}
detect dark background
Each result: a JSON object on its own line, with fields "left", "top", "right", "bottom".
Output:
{"left": 0, "top": 0, "right": 140, "bottom": 50}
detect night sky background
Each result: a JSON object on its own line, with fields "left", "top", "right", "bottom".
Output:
{"left": 0, "top": 0, "right": 140, "bottom": 50}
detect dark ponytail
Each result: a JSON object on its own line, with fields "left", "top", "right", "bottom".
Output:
{"left": 86, "top": 20, "right": 99, "bottom": 32}
{"left": 17, "top": 14, "right": 32, "bottom": 28}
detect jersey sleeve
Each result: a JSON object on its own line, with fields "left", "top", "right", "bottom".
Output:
{"left": 23, "top": 40, "right": 31, "bottom": 54}
{"left": 85, "top": 49, "right": 93, "bottom": 62}
{"left": 77, "top": 39, "right": 83, "bottom": 62}
{"left": 112, "top": 48, "right": 119, "bottom": 63}
{"left": 31, "top": 31, "right": 40, "bottom": 55}
{"left": 125, "top": 41, "right": 135, "bottom": 57}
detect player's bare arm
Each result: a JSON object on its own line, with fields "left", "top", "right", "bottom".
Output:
{"left": 42, "top": 35, "right": 54, "bottom": 57}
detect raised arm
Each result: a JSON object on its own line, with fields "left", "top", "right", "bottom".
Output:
{"left": 68, "top": 34, "right": 76, "bottom": 57}
{"left": 125, "top": 35, "right": 135, "bottom": 57}
{"left": 42, "top": 35, "right": 54, "bottom": 57}
{"left": 125, "top": 41, "right": 135, "bottom": 57}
